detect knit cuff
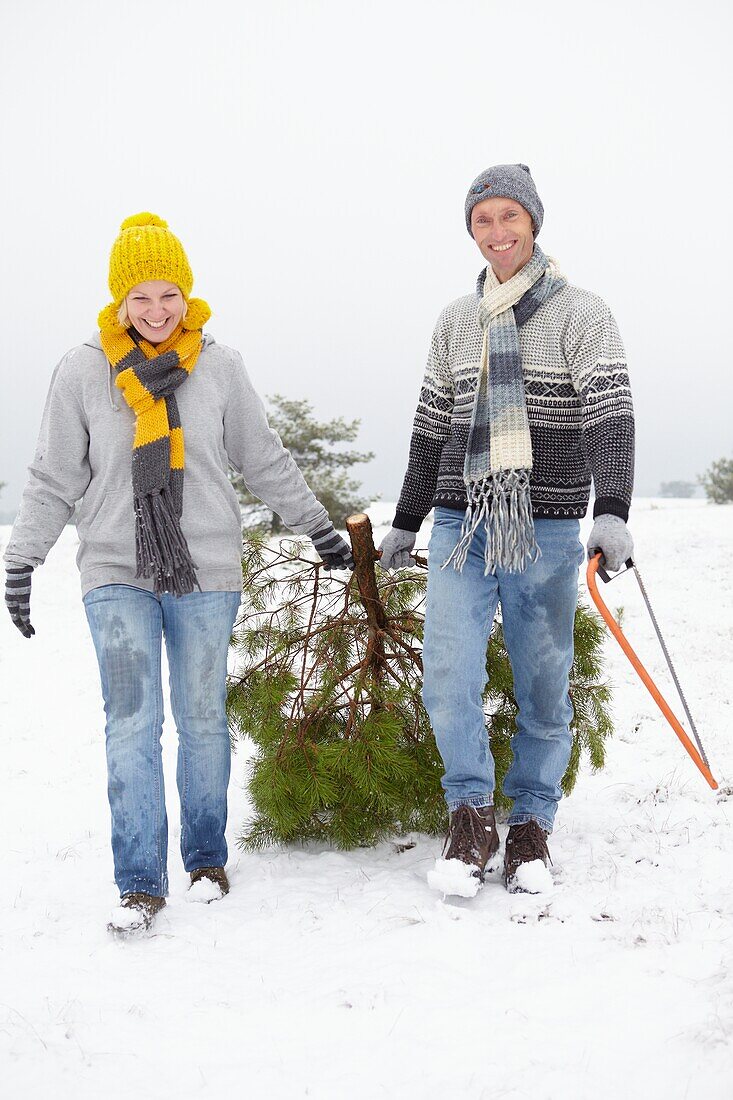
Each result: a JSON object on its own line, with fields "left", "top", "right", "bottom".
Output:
{"left": 309, "top": 525, "right": 341, "bottom": 552}
{"left": 392, "top": 511, "right": 424, "bottom": 533}
{"left": 592, "top": 496, "right": 630, "bottom": 522}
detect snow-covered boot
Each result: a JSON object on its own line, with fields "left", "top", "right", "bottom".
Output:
{"left": 503, "top": 821, "right": 553, "bottom": 894}
{"left": 108, "top": 892, "right": 166, "bottom": 935}
{"left": 443, "top": 804, "right": 499, "bottom": 878}
{"left": 188, "top": 866, "right": 230, "bottom": 902}
{"left": 428, "top": 804, "right": 499, "bottom": 896}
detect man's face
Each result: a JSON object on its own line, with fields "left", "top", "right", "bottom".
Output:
{"left": 470, "top": 197, "right": 535, "bottom": 283}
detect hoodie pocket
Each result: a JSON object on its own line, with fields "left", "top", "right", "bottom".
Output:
{"left": 77, "top": 488, "right": 136, "bottom": 567}
{"left": 180, "top": 478, "right": 243, "bottom": 573}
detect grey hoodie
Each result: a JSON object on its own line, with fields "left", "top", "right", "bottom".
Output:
{"left": 4, "top": 333, "right": 330, "bottom": 596}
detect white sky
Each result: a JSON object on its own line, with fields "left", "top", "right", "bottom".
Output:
{"left": 1, "top": 0, "right": 731, "bottom": 514}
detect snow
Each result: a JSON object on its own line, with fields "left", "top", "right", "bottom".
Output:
{"left": 427, "top": 857, "right": 483, "bottom": 898}
{"left": 1, "top": 499, "right": 733, "bottom": 1099}
{"left": 186, "top": 877, "right": 224, "bottom": 904}
{"left": 507, "top": 858, "right": 554, "bottom": 896}
{"left": 106, "top": 903, "right": 147, "bottom": 934}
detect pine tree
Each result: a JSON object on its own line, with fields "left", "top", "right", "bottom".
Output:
{"left": 227, "top": 516, "right": 613, "bottom": 849}
{"left": 229, "top": 395, "right": 374, "bottom": 531}
{"left": 699, "top": 457, "right": 733, "bottom": 504}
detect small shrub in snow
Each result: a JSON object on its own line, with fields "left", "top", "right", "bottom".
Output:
{"left": 699, "top": 457, "right": 733, "bottom": 504}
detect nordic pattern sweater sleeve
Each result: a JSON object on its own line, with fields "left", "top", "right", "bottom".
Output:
{"left": 564, "top": 305, "right": 634, "bottom": 521}
{"left": 393, "top": 312, "right": 455, "bottom": 532}
{"left": 223, "top": 350, "right": 330, "bottom": 536}
{"left": 4, "top": 355, "right": 91, "bottom": 570}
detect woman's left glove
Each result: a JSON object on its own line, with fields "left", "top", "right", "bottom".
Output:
{"left": 587, "top": 514, "right": 634, "bottom": 572}
{"left": 309, "top": 525, "right": 355, "bottom": 570}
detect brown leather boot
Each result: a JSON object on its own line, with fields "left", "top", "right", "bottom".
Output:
{"left": 443, "top": 804, "right": 499, "bottom": 881}
{"left": 108, "top": 892, "right": 166, "bottom": 935}
{"left": 190, "top": 866, "right": 230, "bottom": 898}
{"left": 503, "top": 820, "right": 552, "bottom": 891}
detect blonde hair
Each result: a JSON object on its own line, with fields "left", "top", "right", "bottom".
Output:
{"left": 117, "top": 292, "right": 188, "bottom": 328}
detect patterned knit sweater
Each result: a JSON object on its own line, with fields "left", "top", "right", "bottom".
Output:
{"left": 393, "top": 270, "right": 634, "bottom": 532}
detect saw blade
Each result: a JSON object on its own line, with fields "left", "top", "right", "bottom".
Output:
{"left": 631, "top": 564, "right": 711, "bottom": 768}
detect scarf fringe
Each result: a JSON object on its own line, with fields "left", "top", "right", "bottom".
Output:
{"left": 135, "top": 487, "right": 200, "bottom": 597}
{"left": 441, "top": 470, "right": 541, "bottom": 575}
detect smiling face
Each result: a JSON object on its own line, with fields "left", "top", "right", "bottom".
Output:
{"left": 470, "top": 197, "right": 535, "bottom": 283}
{"left": 125, "top": 280, "right": 185, "bottom": 343}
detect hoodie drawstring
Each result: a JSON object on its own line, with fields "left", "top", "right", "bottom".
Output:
{"left": 107, "top": 361, "right": 118, "bottom": 411}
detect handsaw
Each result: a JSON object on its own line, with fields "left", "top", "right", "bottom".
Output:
{"left": 586, "top": 553, "right": 717, "bottom": 791}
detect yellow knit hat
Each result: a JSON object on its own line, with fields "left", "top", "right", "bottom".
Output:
{"left": 107, "top": 212, "right": 193, "bottom": 306}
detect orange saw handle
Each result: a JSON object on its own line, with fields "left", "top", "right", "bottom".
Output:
{"left": 586, "top": 553, "right": 717, "bottom": 790}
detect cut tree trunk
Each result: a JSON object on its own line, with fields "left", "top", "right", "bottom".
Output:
{"left": 346, "top": 512, "right": 387, "bottom": 671}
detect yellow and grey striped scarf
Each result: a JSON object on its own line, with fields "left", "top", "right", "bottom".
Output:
{"left": 98, "top": 298, "right": 211, "bottom": 596}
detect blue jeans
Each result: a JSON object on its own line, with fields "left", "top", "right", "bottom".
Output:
{"left": 422, "top": 508, "right": 584, "bottom": 832}
{"left": 83, "top": 585, "right": 241, "bottom": 897}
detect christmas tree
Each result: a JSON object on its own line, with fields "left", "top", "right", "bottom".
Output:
{"left": 227, "top": 515, "right": 613, "bottom": 849}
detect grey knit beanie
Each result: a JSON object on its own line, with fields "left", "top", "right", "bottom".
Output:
{"left": 465, "top": 163, "right": 544, "bottom": 238}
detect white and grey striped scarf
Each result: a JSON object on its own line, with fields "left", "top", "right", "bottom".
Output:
{"left": 443, "top": 245, "right": 566, "bottom": 575}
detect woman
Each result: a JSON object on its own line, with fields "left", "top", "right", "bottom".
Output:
{"left": 4, "top": 213, "right": 353, "bottom": 934}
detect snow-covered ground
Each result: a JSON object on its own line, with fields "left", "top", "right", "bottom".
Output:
{"left": 1, "top": 500, "right": 732, "bottom": 1100}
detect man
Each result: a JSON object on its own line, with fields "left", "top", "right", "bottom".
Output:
{"left": 379, "top": 164, "right": 634, "bottom": 892}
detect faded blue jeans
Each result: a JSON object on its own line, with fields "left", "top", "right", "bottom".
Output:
{"left": 423, "top": 508, "right": 584, "bottom": 832}
{"left": 83, "top": 585, "right": 241, "bottom": 897}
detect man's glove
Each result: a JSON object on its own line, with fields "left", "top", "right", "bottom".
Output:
{"left": 5, "top": 565, "right": 35, "bottom": 638}
{"left": 377, "top": 528, "right": 417, "bottom": 571}
{"left": 587, "top": 514, "right": 634, "bottom": 573}
{"left": 309, "top": 525, "right": 355, "bottom": 570}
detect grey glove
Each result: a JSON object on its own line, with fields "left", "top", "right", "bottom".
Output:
{"left": 377, "top": 527, "right": 417, "bottom": 571}
{"left": 309, "top": 524, "right": 354, "bottom": 570}
{"left": 587, "top": 514, "right": 634, "bottom": 573}
{"left": 5, "top": 565, "right": 35, "bottom": 638}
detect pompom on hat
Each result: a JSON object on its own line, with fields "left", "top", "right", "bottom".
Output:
{"left": 465, "top": 164, "right": 544, "bottom": 238}
{"left": 99, "top": 212, "right": 210, "bottom": 332}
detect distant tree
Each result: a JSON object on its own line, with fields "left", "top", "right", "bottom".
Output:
{"left": 229, "top": 395, "right": 374, "bottom": 532}
{"left": 699, "top": 457, "right": 733, "bottom": 504}
{"left": 658, "top": 480, "right": 696, "bottom": 498}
